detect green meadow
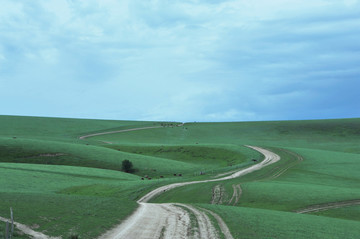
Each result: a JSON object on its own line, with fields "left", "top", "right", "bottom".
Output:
{"left": 1, "top": 115, "right": 360, "bottom": 238}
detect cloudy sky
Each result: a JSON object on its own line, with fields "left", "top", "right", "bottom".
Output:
{"left": 1, "top": 0, "right": 359, "bottom": 122}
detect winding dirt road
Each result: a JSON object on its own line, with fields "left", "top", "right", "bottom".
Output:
{"left": 99, "top": 145, "right": 281, "bottom": 239}
{"left": 79, "top": 127, "right": 281, "bottom": 239}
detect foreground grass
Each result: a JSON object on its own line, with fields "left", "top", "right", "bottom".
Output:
{"left": 199, "top": 204, "right": 360, "bottom": 239}
{"left": 0, "top": 163, "right": 177, "bottom": 238}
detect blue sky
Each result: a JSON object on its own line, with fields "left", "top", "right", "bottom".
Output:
{"left": 1, "top": 0, "right": 359, "bottom": 122}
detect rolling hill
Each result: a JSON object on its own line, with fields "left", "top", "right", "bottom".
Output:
{"left": 1, "top": 115, "right": 359, "bottom": 238}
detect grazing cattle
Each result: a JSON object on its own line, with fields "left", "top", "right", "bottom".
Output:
{"left": 144, "top": 175, "right": 149, "bottom": 178}
{"left": 160, "top": 176, "right": 164, "bottom": 178}
{"left": 252, "top": 159, "right": 257, "bottom": 162}
{"left": 148, "top": 178, "right": 152, "bottom": 180}
{"left": 173, "top": 173, "right": 177, "bottom": 176}
{"left": 178, "top": 174, "right": 182, "bottom": 176}
{"left": 141, "top": 178, "right": 144, "bottom": 180}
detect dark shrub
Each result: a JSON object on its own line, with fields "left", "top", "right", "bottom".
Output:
{"left": 122, "top": 160, "right": 134, "bottom": 173}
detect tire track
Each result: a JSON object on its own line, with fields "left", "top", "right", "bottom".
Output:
{"left": 176, "top": 204, "right": 218, "bottom": 239}
{"left": 295, "top": 199, "right": 360, "bottom": 214}
{"left": 251, "top": 148, "right": 303, "bottom": 181}
{"left": 211, "top": 185, "right": 225, "bottom": 205}
{"left": 228, "top": 184, "right": 242, "bottom": 206}
{"left": 199, "top": 208, "right": 235, "bottom": 239}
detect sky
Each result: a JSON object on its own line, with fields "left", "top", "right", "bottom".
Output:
{"left": 0, "top": 0, "right": 359, "bottom": 122}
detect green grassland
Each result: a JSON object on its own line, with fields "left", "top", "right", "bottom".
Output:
{"left": 311, "top": 205, "right": 360, "bottom": 221}
{"left": 1, "top": 115, "right": 360, "bottom": 238}
{"left": 198, "top": 204, "right": 360, "bottom": 239}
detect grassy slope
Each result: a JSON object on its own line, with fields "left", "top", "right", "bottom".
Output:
{"left": 92, "top": 118, "right": 360, "bottom": 151}
{"left": 0, "top": 115, "right": 158, "bottom": 140}
{"left": 1, "top": 115, "right": 360, "bottom": 238}
{"left": 0, "top": 116, "right": 179, "bottom": 238}
{"left": 199, "top": 204, "right": 360, "bottom": 239}
{"left": 0, "top": 116, "right": 256, "bottom": 238}
{"left": 312, "top": 205, "right": 360, "bottom": 221}
{"left": 0, "top": 162, "right": 184, "bottom": 238}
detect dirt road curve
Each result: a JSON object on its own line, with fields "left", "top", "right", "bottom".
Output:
{"left": 0, "top": 216, "right": 60, "bottom": 239}
{"left": 100, "top": 146, "right": 280, "bottom": 239}
{"left": 137, "top": 145, "right": 280, "bottom": 203}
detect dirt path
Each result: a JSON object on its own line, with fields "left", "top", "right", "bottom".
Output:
{"left": 79, "top": 126, "right": 163, "bottom": 140}
{"left": 99, "top": 145, "right": 281, "bottom": 239}
{"left": 0, "top": 216, "right": 61, "bottom": 239}
{"left": 295, "top": 199, "right": 360, "bottom": 214}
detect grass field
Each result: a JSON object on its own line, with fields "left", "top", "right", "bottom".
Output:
{"left": 1, "top": 115, "right": 359, "bottom": 238}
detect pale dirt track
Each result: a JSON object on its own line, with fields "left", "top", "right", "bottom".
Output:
{"left": 295, "top": 199, "right": 360, "bottom": 214}
{"left": 79, "top": 126, "right": 163, "bottom": 140}
{"left": 0, "top": 216, "right": 60, "bottom": 239}
{"left": 99, "top": 146, "right": 281, "bottom": 239}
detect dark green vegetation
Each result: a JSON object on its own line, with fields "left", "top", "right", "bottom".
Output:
{"left": 121, "top": 159, "right": 134, "bottom": 173}
{"left": 1, "top": 115, "right": 360, "bottom": 238}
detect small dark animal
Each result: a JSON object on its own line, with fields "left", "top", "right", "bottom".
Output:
{"left": 141, "top": 178, "right": 144, "bottom": 180}
{"left": 252, "top": 159, "right": 258, "bottom": 162}
{"left": 148, "top": 178, "right": 152, "bottom": 180}
{"left": 160, "top": 176, "right": 164, "bottom": 178}
{"left": 174, "top": 173, "right": 177, "bottom": 176}
{"left": 178, "top": 174, "right": 182, "bottom": 176}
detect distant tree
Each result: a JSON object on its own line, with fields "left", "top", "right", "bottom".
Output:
{"left": 122, "top": 159, "right": 134, "bottom": 173}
